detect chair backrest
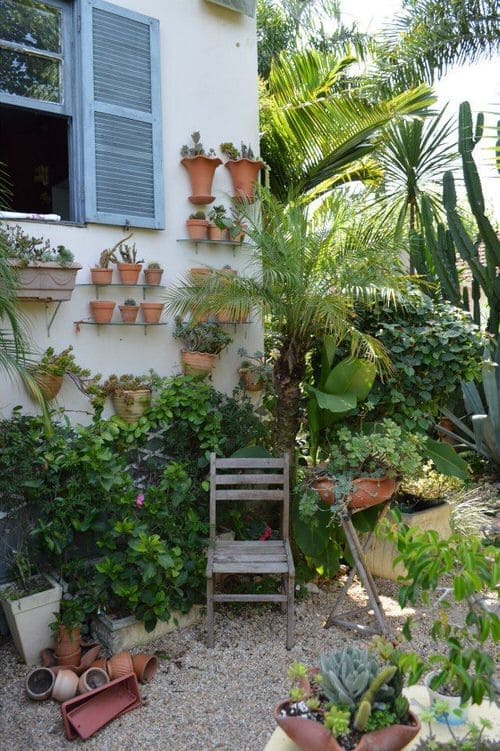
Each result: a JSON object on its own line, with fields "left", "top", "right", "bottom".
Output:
{"left": 209, "top": 453, "right": 290, "bottom": 542}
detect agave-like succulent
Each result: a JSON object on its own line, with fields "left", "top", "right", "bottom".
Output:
{"left": 318, "top": 646, "right": 380, "bottom": 708}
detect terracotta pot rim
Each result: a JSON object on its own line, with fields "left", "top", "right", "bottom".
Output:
{"left": 181, "top": 155, "right": 222, "bottom": 165}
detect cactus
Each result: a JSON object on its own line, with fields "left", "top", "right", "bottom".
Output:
{"left": 442, "top": 102, "right": 500, "bottom": 336}
{"left": 353, "top": 666, "right": 397, "bottom": 732}
{"left": 319, "top": 646, "right": 380, "bottom": 708}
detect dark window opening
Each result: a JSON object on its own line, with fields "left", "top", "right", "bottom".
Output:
{"left": 0, "top": 104, "right": 70, "bottom": 219}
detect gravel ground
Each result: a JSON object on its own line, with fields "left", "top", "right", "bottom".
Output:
{"left": 0, "top": 575, "right": 492, "bottom": 751}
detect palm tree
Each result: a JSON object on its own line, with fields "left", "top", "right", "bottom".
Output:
{"left": 164, "top": 189, "right": 410, "bottom": 455}
{"left": 260, "top": 49, "right": 436, "bottom": 202}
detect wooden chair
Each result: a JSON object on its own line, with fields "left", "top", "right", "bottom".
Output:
{"left": 206, "top": 453, "right": 295, "bottom": 649}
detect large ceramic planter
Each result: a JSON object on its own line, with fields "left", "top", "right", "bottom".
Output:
{"left": 112, "top": 389, "right": 151, "bottom": 423}
{"left": 9, "top": 261, "right": 81, "bottom": 301}
{"left": 362, "top": 500, "right": 452, "bottom": 580}
{"left": 274, "top": 700, "right": 420, "bottom": 751}
{"left": 91, "top": 606, "right": 202, "bottom": 652}
{"left": 225, "top": 158, "right": 264, "bottom": 202}
{"left": 311, "top": 476, "right": 396, "bottom": 511}
{"left": 117, "top": 263, "right": 142, "bottom": 285}
{"left": 90, "top": 300, "right": 115, "bottom": 324}
{"left": 0, "top": 574, "right": 62, "bottom": 664}
{"left": 140, "top": 302, "right": 164, "bottom": 324}
{"left": 181, "top": 155, "right": 222, "bottom": 205}
{"left": 180, "top": 350, "right": 217, "bottom": 377}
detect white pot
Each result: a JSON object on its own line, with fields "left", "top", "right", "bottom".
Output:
{"left": 0, "top": 575, "right": 62, "bottom": 664}
{"left": 424, "top": 671, "right": 468, "bottom": 725}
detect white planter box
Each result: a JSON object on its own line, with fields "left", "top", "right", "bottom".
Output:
{"left": 0, "top": 575, "right": 62, "bottom": 664}
{"left": 91, "top": 605, "right": 202, "bottom": 652}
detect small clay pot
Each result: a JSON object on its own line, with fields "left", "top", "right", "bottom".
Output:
{"left": 25, "top": 667, "right": 55, "bottom": 701}
{"left": 132, "top": 654, "right": 158, "bottom": 684}
{"left": 89, "top": 658, "right": 107, "bottom": 672}
{"left": 78, "top": 667, "right": 110, "bottom": 694}
{"left": 107, "top": 651, "right": 134, "bottom": 682}
{"left": 52, "top": 668, "right": 79, "bottom": 703}
{"left": 90, "top": 267, "right": 113, "bottom": 285}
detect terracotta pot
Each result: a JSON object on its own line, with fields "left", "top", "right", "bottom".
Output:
{"left": 55, "top": 626, "right": 81, "bottom": 659}
{"left": 89, "top": 658, "right": 107, "bottom": 672}
{"left": 132, "top": 654, "right": 158, "bottom": 684}
{"left": 78, "top": 645, "right": 102, "bottom": 672}
{"left": 274, "top": 700, "right": 421, "bottom": 751}
{"left": 225, "top": 158, "right": 264, "bottom": 202}
{"left": 52, "top": 668, "right": 79, "bottom": 703}
{"left": 26, "top": 667, "right": 55, "bottom": 701}
{"left": 90, "top": 300, "right": 115, "bottom": 324}
{"left": 107, "top": 651, "right": 134, "bottom": 682}
{"left": 78, "top": 667, "right": 110, "bottom": 695}
{"left": 239, "top": 367, "right": 263, "bottom": 392}
{"left": 208, "top": 224, "right": 228, "bottom": 241}
{"left": 117, "top": 263, "right": 142, "bottom": 285}
{"left": 181, "top": 155, "right": 222, "bottom": 205}
{"left": 311, "top": 476, "right": 336, "bottom": 505}
{"left": 118, "top": 304, "right": 139, "bottom": 324}
{"left": 140, "top": 302, "right": 164, "bottom": 324}
{"left": 112, "top": 389, "right": 151, "bottom": 423}
{"left": 57, "top": 649, "right": 82, "bottom": 667}
{"left": 180, "top": 350, "right": 216, "bottom": 377}
{"left": 90, "top": 267, "right": 113, "bottom": 285}
{"left": 143, "top": 268, "right": 163, "bottom": 286}
{"left": 186, "top": 218, "right": 209, "bottom": 240}
{"left": 189, "top": 267, "right": 212, "bottom": 284}
{"left": 311, "top": 477, "right": 397, "bottom": 511}
{"left": 34, "top": 372, "right": 63, "bottom": 401}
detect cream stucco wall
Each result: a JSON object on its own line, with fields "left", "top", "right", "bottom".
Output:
{"left": 1, "top": 0, "right": 262, "bottom": 420}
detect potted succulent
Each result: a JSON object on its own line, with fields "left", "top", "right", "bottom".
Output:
{"left": 101, "top": 373, "right": 152, "bottom": 423}
{"left": 181, "top": 132, "right": 222, "bottom": 205}
{"left": 116, "top": 235, "right": 143, "bottom": 285}
{"left": 0, "top": 223, "right": 81, "bottom": 301}
{"left": 143, "top": 261, "right": 163, "bottom": 286}
{"left": 90, "top": 239, "right": 124, "bottom": 285}
{"left": 237, "top": 349, "right": 272, "bottom": 392}
{"left": 119, "top": 298, "right": 139, "bottom": 324}
{"left": 173, "top": 319, "right": 232, "bottom": 377}
{"left": 207, "top": 204, "right": 230, "bottom": 241}
{"left": 220, "top": 141, "right": 265, "bottom": 202}
{"left": 274, "top": 645, "right": 420, "bottom": 751}
{"left": 186, "top": 211, "right": 209, "bottom": 240}
{"left": 30, "top": 346, "right": 91, "bottom": 401}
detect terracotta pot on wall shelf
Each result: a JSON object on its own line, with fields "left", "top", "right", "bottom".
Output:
{"left": 90, "top": 300, "right": 115, "bottom": 324}
{"left": 140, "top": 302, "right": 164, "bottom": 324}
{"left": 25, "top": 667, "right": 55, "bottom": 701}
{"left": 181, "top": 350, "right": 216, "bottom": 378}
{"left": 112, "top": 389, "right": 151, "bottom": 423}
{"left": 225, "top": 159, "right": 264, "bottom": 202}
{"left": 34, "top": 372, "right": 63, "bottom": 401}
{"left": 117, "top": 263, "right": 142, "bottom": 285}
{"left": 90, "top": 268, "right": 113, "bottom": 285}
{"left": 189, "top": 267, "right": 212, "bottom": 284}
{"left": 208, "top": 224, "right": 228, "bottom": 242}
{"left": 186, "top": 218, "right": 209, "bottom": 240}
{"left": 143, "top": 267, "right": 163, "bottom": 286}
{"left": 107, "top": 651, "right": 134, "bottom": 682}
{"left": 181, "top": 155, "right": 222, "bottom": 204}
{"left": 132, "top": 654, "right": 158, "bottom": 684}
{"left": 119, "top": 304, "right": 139, "bottom": 324}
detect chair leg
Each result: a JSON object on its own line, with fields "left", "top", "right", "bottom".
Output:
{"left": 281, "top": 576, "right": 286, "bottom": 614}
{"left": 286, "top": 572, "right": 295, "bottom": 650}
{"left": 206, "top": 575, "right": 214, "bottom": 648}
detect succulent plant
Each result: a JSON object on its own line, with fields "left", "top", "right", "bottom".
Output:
{"left": 318, "top": 646, "right": 380, "bottom": 708}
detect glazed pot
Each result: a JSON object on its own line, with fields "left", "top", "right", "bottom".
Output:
{"left": 180, "top": 350, "right": 216, "bottom": 378}
{"left": 107, "top": 651, "right": 134, "bottom": 682}
{"left": 52, "top": 668, "right": 79, "bottom": 703}
{"left": 25, "top": 667, "right": 55, "bottom": 701}
{"left": 118, "top": 304, "right": 139, "bottom": 324}
{"left": 78, "top": 667, "right": 110, "bottom": 694}
{"left": 90, "top": 267, "right": 113, "bottom": 285}
{"left": 132, "top": 654, "right": 158, "bottom": 684}
{"left": 225, "top": 158, "right": 264, "bottom": 202}
{"left": 181, "top": 155, "right": 222, "bottom": 205}
{"left": 112, "top": 389, "right": 151, "bottom": 423}
{"left": 208, "top": 224, "right": 228, "bottom": 242}
{"left": 90, "top": 300, "right": 115, "bottom": 324}
{"left": 33, "top": 372, "right": 63, "bottom": 401}
{"left": 186, "top": 218, "right": 209, "bottom": 240}
{"left": 140, "top": 302, "right": 164, "bottom": 324}
{"left": 274, "top": 700, "right": 421, "bottom": 751}
{"left": 117, "top": 263, "right": 142, "bottom": 285}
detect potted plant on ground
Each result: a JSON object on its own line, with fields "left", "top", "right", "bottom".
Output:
{"left": 181, "top": 132, "right": 222, "bottom": 205}
{"left": 30, "top": 346, "right": 91, "bottom": 401}
{"left": 119, "top": 298, "right": 139, "bottom": 324}
{"left": 220, "top": 141, "right": 265, "bottom": 202}
{"left": 173, "top": 319, "right": 232, "bottom": 378}
{"left": 100, "top": 373, "right": 152, "bottom": 423}
{"left": 116, "top": 235, "right": 143, "bottom": 285}
{"left": 274, "top": 644, "right": 420, "bottom": 751}
{"left": 0, "top": 223, "right": 81, "bottom": 301}
{"left": 186, "top": 211, "right": 209, "bottom": 240}
{"left": 143, "top": 261, "right": 163, "bottom": 286}
{"left": 50, "top": 598, "right": 85, "bottom": 668}
{"left": 207, "top": 204, "right": 231, "bottom": 241}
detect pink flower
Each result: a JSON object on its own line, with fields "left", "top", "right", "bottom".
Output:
{"left": 135, "top": 493, "right": 145, "bottom": 508}
{"left": 259, "top": 526, "right": 272, "bottom": 542}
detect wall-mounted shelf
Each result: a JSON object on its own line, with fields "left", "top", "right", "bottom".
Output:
{"left": 177, "top": 238, "right": 250, "bottom": 256}
{"left": 77, "top": 284, "right": 165, "bottom": 300}
{"left": 74, "top": 320, "right": 167, "bottom": 336}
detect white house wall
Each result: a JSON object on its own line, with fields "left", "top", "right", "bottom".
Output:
{"left": 1, "top": 0, "right": 262, "bottom": 420}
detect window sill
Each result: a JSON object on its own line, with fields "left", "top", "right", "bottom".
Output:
{"left": 1, "top": 218, "right": 87, "bottom": 228}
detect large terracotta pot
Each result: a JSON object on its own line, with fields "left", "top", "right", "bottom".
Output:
{"left": 140, "top": 302, "right": 164, "bottom": 324}
{"left": 90, "top": 300, "right": 115, "bottom": 324}
{"left": 143, "top": 267, "right": 163, "bottom": 286}
{"left": 90, "top": 267, "right": 113, "bottom": 285}
{"left": 311, "top": 476, "right": 396, "bottom": 511}
{"left": 180, "top": 350, "right": 216, "bottom": 377}
{"left": 225, "top": 158, "right": 264, "bottom": 202}
{"left": 112, "top": 389, "right": 151, "bottom": 423}
{"left": 34, "top": 372, "right": 63, "bottom": 400}
{"left": 181, "top": 155, "right": 222, "bottom": 204}
{"left": 117, "top": 263, "right": 142, "bottom": 285}
{"left": 274, "top": 700, "right": 421, "bottom": 751}
{"left": 107, "top": 651, "right": 134, "bottom": 682}
{"left": 55, "top": 626, "right": 81, "bottom": 663}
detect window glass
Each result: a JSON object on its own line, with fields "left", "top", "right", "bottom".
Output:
{"left": 0, "top": 0, "right": 61, "bottom": 52}
{"left": 0, "top": 48, "right": 60, "bottom": 101}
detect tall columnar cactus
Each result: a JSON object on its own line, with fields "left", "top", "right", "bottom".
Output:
{"left": 442, "top": 102, "right": 500, "bottom": 336}
{"left": 353, "top": 665, "right": 397, "bottom": 732}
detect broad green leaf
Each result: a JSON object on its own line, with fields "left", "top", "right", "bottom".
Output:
{"left": 323, "top": 358, "right": 376, "bottom": 398}
{"left": 292, "top": 498, "right": 330, "bottom": 558}
{"left": 425, "top": 438, "right": 470, "bottom": 479}
{"left": 309, "top": 386, "right": 357, "bottom": 413}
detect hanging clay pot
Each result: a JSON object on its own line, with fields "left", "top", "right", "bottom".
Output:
{"left": 180, "top": 350, "right": 216, "bottom": 378}
{"left": 132, "top": 654, "right": 158, "bottom": 684}
{"left": 238, "top": 367, "right": 263, "bottom": 392}
{"left": 25, "top": 667, "right": 55, "bottom": 701}
{"left": 107, "top": 651, "right": 134, "bottom": 682}
{"left": 225, "top": 158, "right": 264, "bottom": 202}
{"left": 90, "top": 267, "right": 113, "bottom": 285}
{"left": 90, "top": 300, "right": 115, "bottom": 324}
{"left": 33, "top": 372, "right": 63, "bottom": 401}
{"left": 52, "top": 668, "right": 79, "bottom": 702}
{"left": 117, "top": 263, "right": 142, "bottom": 285}
{"left": 78, "top": 667, "right": 110, "bottom": 695}
{"left": 181, "top": 155, "right": 222, "bottom": 205}
{"left": 112, "top": 389, "right": 151, "bottom": 423}
{"left": 140, "top": 302, "right": 164, "bottom": 324}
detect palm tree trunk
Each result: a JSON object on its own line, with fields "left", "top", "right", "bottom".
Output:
{"left": 272, "top": 340, "right": 307, "bottom": 456}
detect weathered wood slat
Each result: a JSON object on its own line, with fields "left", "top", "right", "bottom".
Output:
{"left": 215, "top": 458, "right": 284, "bottom": 468}
{"left": 215, "top": 489, "right": 284, "bottom": 501}
{"left": 213, "top": 561, "right": 289, "bottom": 574}
{"left": 215, "top": 474, "right": 284, "bottom": 485}
{"left": 214, "top": 552, "right": 287, "bottom": 563}
{"left": 213, "top": 594, "right": 286, "bottom": 603}
{"left": 216, "top": 540, "right": 283, "bottom": 549}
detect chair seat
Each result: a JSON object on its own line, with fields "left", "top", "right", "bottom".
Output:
{"left": 209, "top": 540, "right": 291, "bottom": 574}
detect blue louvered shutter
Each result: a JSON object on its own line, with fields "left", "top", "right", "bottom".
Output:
{"left": 81, "top": 0, "right": 164, "bottom": 228}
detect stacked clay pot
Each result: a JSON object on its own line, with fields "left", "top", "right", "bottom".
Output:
{"left": 55, "top": 626, "right": 81, "bottom": 667}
